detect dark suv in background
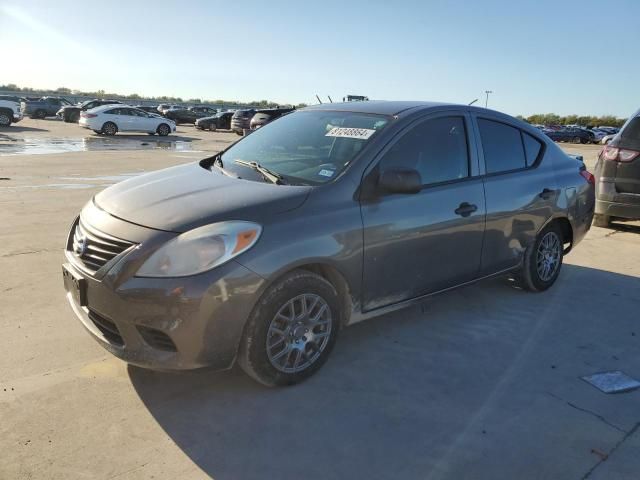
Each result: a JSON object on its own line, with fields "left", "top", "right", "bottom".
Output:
{"left": 250, "top": 107, "right": 295, "bottom": 130}
{"left": 230, "top": 109, "right": 256, "bottom": 135}
{"left": 593, "top": 108, "right": 640, "bottom": 227}
{"left": 58, "top": 99, "right": 122, "bottom": 123}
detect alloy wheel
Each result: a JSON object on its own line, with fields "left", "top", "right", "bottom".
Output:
{"left": 536, "top": 231, "right": 561, "bottom": 281}
{"left": 0, "top": 113, "right": 10, "bottom": 126}
{"left": 266, "top": 293, "right": 332, "bottom": 373}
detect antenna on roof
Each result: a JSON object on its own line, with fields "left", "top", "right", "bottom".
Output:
{"left": 468, "top": 98, "right": 478, "bottom": 106}
{"left": 327, "top": 95, "right": 333, "bottom": 103}
{"left": 315, "top": 95, "right": 323, "bottom": 104}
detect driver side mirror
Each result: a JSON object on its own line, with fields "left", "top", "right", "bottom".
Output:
{"left": 378, "top": 168, "right": 422, "bottom": 194}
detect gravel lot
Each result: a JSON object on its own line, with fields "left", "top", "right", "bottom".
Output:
{"left": 1, "top": 118, "right": 639, "bottom": 480}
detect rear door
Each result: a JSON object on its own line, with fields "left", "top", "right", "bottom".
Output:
{"left": 360, "top": 112, "right": 486, "bottom": 311}
{"left": 472, "top": 115, "right": 557, "bottom": 274}
{"left": 111, "top": 107, "right": 133, "bottom": 131}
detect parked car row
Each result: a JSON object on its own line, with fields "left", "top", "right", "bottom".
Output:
{"left": 539, "top": 124, "right": 620, "bottom": 145}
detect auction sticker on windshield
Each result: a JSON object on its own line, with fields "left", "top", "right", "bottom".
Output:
{"left": 326, "top": 127, "right": 376, "bottom": 140}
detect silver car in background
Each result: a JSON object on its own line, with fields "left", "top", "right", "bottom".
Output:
{"left": 62, "top": 101, "right": 595, "bottom": 386}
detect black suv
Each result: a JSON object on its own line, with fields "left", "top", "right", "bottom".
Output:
{"left": 195, "top": 111, "right": 233, "bottom": 131}
{"left": 249, "top": 107, "right": 295, "bottom": 130}
{"left": 230, "top": 109, "right": 256, "bottom": 135}
{"left": 58, "top": 99, "right": 122, "bottom": 123}
{"left": 165, "top": 107, "right": 198, "bottom": 125}
{"left": 593, "top": 108, "right": 640, "bottom": 226}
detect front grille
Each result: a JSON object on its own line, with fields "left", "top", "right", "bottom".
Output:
{"left": 70, "top": 218, "right": 135, "bottom": 274}
{"left": 88, "top": 310, "right": 124, "bottom": 346}
{"left": 137, "top": 326, "right": 177, "bottom": 352}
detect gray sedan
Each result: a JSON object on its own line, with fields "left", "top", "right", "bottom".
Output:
{"left": 62, "top": 101, "right": 595, "bottom": 386}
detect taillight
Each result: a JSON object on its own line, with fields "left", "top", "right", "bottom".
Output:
{"left": 580, "top": 169, "right": 595, "bottom": 185}
{"left": 602, "top": 145, "right": 640, "bottom": 162}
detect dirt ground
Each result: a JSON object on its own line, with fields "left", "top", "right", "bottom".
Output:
{"left": 1, "top": 118, "right": 639, "bottom": 480}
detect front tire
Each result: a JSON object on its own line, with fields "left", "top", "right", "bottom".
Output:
{"left": 0, "top": 111, "right": 11, "bottom": 127}
{"left": 238, "top": 270, "right": 340, "bottom": 387}
{"left": 573, "top": 136, "right": 581, "bottom": 144}
{"left": 209, "top": 123, "right": 217, "bottom": 131}
{"left": 157, "top": 123, "right": 170, "bottom": 136}
{"left": 101, "top": 121, "right": 117, "bottom": 136}
{"left": 517, "top": 223, "right": 564, "bottom": 292}
{"left": 35, "top": 110, "right": 46, "bottom": 119}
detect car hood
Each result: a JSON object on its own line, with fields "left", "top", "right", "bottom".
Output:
{"left": 94, "top": 162, "right": 312, "bottom": 233}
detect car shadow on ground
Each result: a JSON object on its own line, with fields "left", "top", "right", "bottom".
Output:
{"left": 609, "top": 221, "right": 640, "bottom": 234}
{"left": 128, "top": 264, "right": 640, "bottom": 480}
{"left": 1, "top": 125, "right": 49, "bottom": 133}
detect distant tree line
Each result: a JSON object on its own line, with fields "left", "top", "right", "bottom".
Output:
{"left": 0, "top": 84, "right": 307, "bottom": 108}
{"left": 516, "top": 113, "right": 627, "bottom": 128}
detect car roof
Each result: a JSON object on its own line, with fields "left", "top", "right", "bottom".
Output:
{"left": 303, "top": 100, "right": 451, "bottom": 116}
{"left": 89, "top": 104, "right": 138, "bottom": 111}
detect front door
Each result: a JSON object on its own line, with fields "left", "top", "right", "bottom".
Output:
{"left": 360, "top": 113, "right": 486, "bottom": 311}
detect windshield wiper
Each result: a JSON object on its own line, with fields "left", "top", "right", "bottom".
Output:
{"left": 234, "top": 159, "right": 286, "bottom": 185}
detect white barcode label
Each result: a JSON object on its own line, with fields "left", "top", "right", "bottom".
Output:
{"left": 325, "top": 127, "right": 376, "bottom": 140}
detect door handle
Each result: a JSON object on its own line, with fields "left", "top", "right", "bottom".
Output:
{"left": 539, "top": 188, "right": 555, "bottom": 200}
{"left": 455, "top": 202, "right": 478, "bottom": 217}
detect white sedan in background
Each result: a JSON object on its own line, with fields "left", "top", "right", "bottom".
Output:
{"left": 79, "top": 105, "right": 176, "bottom": 136}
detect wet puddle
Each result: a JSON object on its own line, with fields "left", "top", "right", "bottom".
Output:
{"left": 0, "top": 136, "right": 199, "bottom": 155}
{"left": 0, "top": 172, "right": 142, "bottom": 190}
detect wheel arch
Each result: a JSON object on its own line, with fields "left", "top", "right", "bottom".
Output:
{"left": 539, "top": 216, "right": 574, "bottom": 254}
{"left": 252, "top": 262, "right": 355, "bottom": 329}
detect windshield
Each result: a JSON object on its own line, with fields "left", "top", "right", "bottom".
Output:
{"left": 220, "top": 110, "right": 388, "bottom": 185}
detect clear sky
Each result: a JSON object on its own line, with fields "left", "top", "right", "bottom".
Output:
{"left": 1, "top": 0, "right": 638, "bottom": 117}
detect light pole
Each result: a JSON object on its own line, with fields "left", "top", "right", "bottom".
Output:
{"left": 484, "top": 90, "right": 493, "bottom": 108}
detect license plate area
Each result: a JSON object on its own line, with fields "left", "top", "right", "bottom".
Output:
{"left": 62, "top": 263, "right": 87, "bottom": 307}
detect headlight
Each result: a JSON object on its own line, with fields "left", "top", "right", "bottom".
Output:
{"left": 136, "top": 221, "right": 262, "bottom": 277}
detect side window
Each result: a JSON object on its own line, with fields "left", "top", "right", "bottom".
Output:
{"left": 478, "top": 119, "right": 526, "bottom": 174}
{"left": 522, "top": 132, "right": 542, "bottom": 166}
{"left": 119, "top": 108, "right": 133, "bottom": 116}
{"left": 105, "top": 108, "right": 120, "bottom": 115}
{"left": 379, "top": 116, "right": 470, "bottom": 185}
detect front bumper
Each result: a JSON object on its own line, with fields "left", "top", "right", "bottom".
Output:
{"left": 62, "top": 205, "right": 266, "bottom": 371}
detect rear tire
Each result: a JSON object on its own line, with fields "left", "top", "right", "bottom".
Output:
{"left": 516, "top": 223, "right": 564, "bottom": 292}
{"left": 237, "top": 270, "right": 340, "bottom": 387}
{"left": 573, "top": 136, "right": 581, "bottom": 144}
{"left": 593, "top": 214, "right": 611, "bottom": 228}
{"left": 157, "top": 123, "right": 170, "bottom": 136}
{"left": 35, "top": 110, "right": 46, "bottom": 119}
{"left": 101, "top": 122, "right": 117, "bottom": 136}
{"left": 209, "top": 123, "right": 217, "bottom": 131}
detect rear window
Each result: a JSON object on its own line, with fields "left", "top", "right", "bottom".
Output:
{"left": 619, "top": 117, "right": 640, "bottom": 147}
{"left": 522, "top": 133, "right": 542, "bottom": 166}
{"left": 478, "top": 119, "right": 527, "bottom": 173}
